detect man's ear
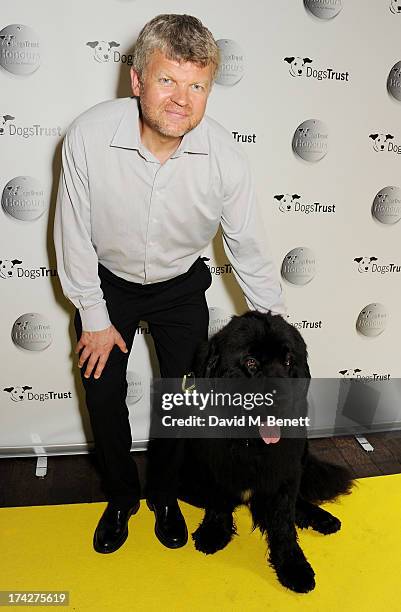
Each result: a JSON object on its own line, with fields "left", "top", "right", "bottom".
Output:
{"left": 130, "top": 67, "right": 142, "bottom": 97}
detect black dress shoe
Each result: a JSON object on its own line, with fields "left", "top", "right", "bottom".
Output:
{"left": 147, "top": 500, "right": 188, "bottom": 549}
{"left": 93, "top": 500, "right": 140, "bottom": 554}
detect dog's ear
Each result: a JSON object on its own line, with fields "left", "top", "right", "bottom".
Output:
{"left": 292, "top": 357, "right": 311, "bottom": 379}
{"left": 192, "top": 337, "right": 220, "bottom": 377}
{"left": 3, "top": 387, "right": 13, "bottom": 393}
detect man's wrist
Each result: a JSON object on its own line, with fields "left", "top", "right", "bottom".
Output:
{"left": 79, "top": 302, "right": 111, "bottom": 331}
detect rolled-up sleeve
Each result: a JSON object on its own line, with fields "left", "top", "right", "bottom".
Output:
{"left": 53, "top": 124, "right": 112, "bottom": 331}
{"left": 220, "top": 149, "right": 286, "bottom": 316}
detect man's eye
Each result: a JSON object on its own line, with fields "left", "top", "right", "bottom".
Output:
{"left": 160, "top": 77, "right": 172, "bottom": 84}
{"left": 192, "top": 84, "right": 203, "bottom": 91}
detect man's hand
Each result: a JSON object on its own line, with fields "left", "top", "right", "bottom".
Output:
{"left": 75, "top": 324, "right": 128, "bottom": 379}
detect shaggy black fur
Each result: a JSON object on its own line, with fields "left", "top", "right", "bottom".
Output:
{"left": 179, "top": 311, "right": 354, "bottom": 594}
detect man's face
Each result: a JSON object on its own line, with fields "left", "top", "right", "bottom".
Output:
{"left": 130, "top": 48, "right": 213, "bottom": 139}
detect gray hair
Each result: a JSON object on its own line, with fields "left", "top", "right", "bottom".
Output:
{"left": 133, "top": 14, "right": 220, "bottom": 83}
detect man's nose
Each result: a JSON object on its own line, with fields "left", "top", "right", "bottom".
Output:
{"left": 170, "top": 85, "right": 190, "bottom": 106}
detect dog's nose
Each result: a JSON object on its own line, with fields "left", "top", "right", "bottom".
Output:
{"left": 8, "top": 271, "right": 12, "bottom": 276}
{"left": 381, "top": 145, "right": 384, "bottom": 149}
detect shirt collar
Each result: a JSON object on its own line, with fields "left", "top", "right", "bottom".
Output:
{"left": 110, "top": 96, "right": 209, "bottom": 157}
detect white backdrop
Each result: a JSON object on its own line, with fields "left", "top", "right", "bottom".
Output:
{"left": 1, "top": 0, "right": 400, "bottom": 457}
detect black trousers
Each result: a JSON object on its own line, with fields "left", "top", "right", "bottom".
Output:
{"left": 74, "top": 257, "right": 211, "bottom": 506}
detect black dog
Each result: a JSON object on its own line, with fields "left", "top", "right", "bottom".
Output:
{"left": 179, "top": 311, "right": 354, "bottom": 594}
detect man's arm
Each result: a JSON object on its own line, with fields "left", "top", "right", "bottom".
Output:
{"left": 220, "top": 148, "right": 286, "bottom": 316}
{"left": 54, "top": 123, "right": 128, "bottom": 378}
{"left": 54, "top": 123, "right": 111, "bottom": 331}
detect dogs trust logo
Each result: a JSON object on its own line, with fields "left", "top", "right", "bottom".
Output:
{"left": 353, "top": 256, "right": 401, "bottom": 275}
{"left": 281, "top": 248, "right": 316, "bottom": 286}
{"left": 201, "top": 256, "right": 232, "bottom": 276}
{"left": 390, "top": 0, "right": 401, "bottom": 13}
{"left": 339, "top": 369, "right": 391, "bottom": 381}
{"left": 284, "top": 57, "right": 349, "bottom": 83}
{"left": 292, "top": 120, "right": 328, "bottom": 162}
{"left": 372, "top": 186, "right": 401, "bottom": 224}
{"left": 356, "top": 303, "right": 388, "bottom": 337}
{"left": 86, "top": 40, "right": 133, "bottom": 66}
{"left": 2, "top": 177, "right": 47, "bottom": 221}
{"left": 215, "top": 39, "right": 244, "bottom": 86}
{"left": 11, "top": 313, "right": 52, "bottom": 351}
{"left": 286, "top": 314, "right": 323, "bottom": 330}
{"left": 274, "top": 193, "right": 336, "bottom": 215}
{"left": 3, "top": 385, "right": 73, "bottom": 402}
{"left": 0, "top": 258, "right": 57, "bottom": 280}
{"left": 0, "top": 24, "right": 40, "bottom": 75}
{"left": 0, "top": 114, "right": 15, "bottom": 135}
{"left": 0, "top": 114, "right": 61, "bottom": 140}
{"left": 369, "top": 132, "right": 401, "bottom": 155}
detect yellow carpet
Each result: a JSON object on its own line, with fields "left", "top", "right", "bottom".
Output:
{"left": 0, "top": 474, "right": 400, "bottom": 611}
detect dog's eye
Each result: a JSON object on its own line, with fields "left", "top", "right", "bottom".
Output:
{"left": 284, "top": 354, "right": 292, "bottom": 368}
{"left": 245, "top": 357, "right": 259, "bottom": 371}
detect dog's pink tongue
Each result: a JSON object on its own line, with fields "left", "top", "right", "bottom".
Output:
{"left": 259, "top": 422, "right": 281, "bottom": 444}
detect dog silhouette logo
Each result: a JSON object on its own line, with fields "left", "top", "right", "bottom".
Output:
{"left": 284, "top": 57, "right": 313, "bottom": 77}
{"left": 274, "top": 194, "right": 301, "bottom": 213}
{"left": 3, "top": 385, "right": 32, "bottom": 402}
{"left": 86, "top": 40, "right": 120, "bottom": 63}
{"left": 0, "top": 259, "right": 22, "bottom": 279}
{"left": 369, "top": 133, "right": 394, "bottom": 152}
{"left": 0, "top": 114, "right": 15, "bottom": 135}
{"left": 390, "top": 0, "right": 401, "bottom": 14}
{"left": 338, "top": 369, "right": 362, "bottom": 378}
{"left": 353, "top": 257, "right": 378, "bottom": 273}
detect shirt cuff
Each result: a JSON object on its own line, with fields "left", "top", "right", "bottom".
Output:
{"left": 79, "top": 302, "right": 112, "bottom": 331}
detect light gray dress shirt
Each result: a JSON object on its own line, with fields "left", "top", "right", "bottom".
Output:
{"left": 54, "top": 96, "right": 286, "bottom": 331}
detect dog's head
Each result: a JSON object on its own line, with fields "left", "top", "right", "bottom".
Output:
{"left": 194, "top": 311, "right": 310, "bottom": 379}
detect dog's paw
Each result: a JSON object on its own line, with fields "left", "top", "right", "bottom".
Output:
{"left": 310, "top": 513, "right": 341, "bottom": 535}
{"left": 273, "top": 553, "right": 316, "bottom": 594}
{"left": 192, "top": 520, "right": 234, "bottom": 554}
{"left": 296, "top": 504, "right": 341, "bottom": 535}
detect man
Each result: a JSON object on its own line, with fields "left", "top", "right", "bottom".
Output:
{"left": 54, "top": 14, "right": 285, "bottom": 554}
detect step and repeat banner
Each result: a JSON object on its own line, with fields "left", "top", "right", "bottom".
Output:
{"left": 1, "top": 0, "right": 401, "bottom": 457}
